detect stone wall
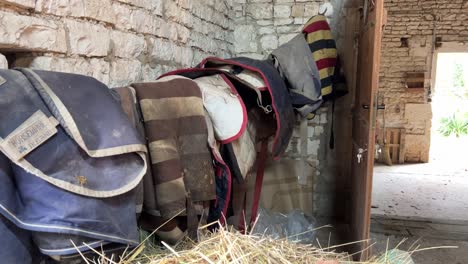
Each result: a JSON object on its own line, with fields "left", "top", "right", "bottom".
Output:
{"left": 0, "top": 0, "right": 234, "bottom": 86}
{"left": 379, "top": 0, "right": 468, "bottom": 162}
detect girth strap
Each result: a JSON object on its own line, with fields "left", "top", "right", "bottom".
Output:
{"left": 237, "top": 140, "right": 268, "bottom": 232}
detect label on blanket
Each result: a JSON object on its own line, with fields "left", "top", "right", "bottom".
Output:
{"left": 0, "top": 111, "right": 59, "bottom": 161}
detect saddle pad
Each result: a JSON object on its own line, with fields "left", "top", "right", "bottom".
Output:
{"left": 198, "top": 57, "right": 296, "bottom": 159}
{"left": 231, "top": 118, "right": 257, "bottom": 179}
{"left": 204, "top": 111, "right": 232, "bottom": 225}
{"left": 194, "top": 74, "right": 247, "bottom": 143}
{"left": 214, "top": 65, "right": 266, "bottom": 90}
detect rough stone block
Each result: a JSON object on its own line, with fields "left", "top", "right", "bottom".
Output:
{"left": 109, "top": 59, "right": 142, "bottom": 87}
{"left": 405, "top": 134, "right": 430, "bottom": 163}
{"left": 112, "top": 2, "right": 132, "bottom": 31}
{"left": 258, "top": 26, "right": 275, "bottom": 35}
{"left": 148, "top": 37, "right": 175, "bottom": 62}
{"left": 142, "top": 64, "right": 163, "bottom": 81}
{"left": 116, "top": 0, "right": 162, "bottom": 15}
{"left": 177, "top": 0, "right": 191, "bottom": 9}
{"left": 155, "top": 18, "right": 178, "bottom": 40}
{"left": 0, "top": 11, "right": 67, "bottom": 53}
{"left": 304, "top": 3, "right": 319, "bottom": 17}
{"left": 307, "top": 126, "right": 315, "bottom": 137}
{"left": 274, "top": 18, "right": 294, "bottom": 26}
{"left": 165, "top": 0, "right": 187, "bottom": 24}
{"left": 233, "top": 25, "right": 258, "bottom": 53}
{"left": 39, "top": 0, "right": 68, "bottom": 14}
{"left": 3, "top": 0, "right": 35, "bottom": 8}
{"left": 14, "top": 56, "right": 110, "bottom": 84}
{"left": 277, "top": 25, "right": 301, "bottom": 34}
{"left": 308, "top": 139, "right": 320, "bottom": 156}
{"left": 174, "top": 46, "right": 193, "bottom": 67}
{"left": 130, "top": 8, "right": 158, "bottom": 35}
{"left": 66, "top": 19, "right": 110, "bottom": 57}
{"left": 82, "top": 0, "right": 116, "bottom": 24}
{"left": 260, "top": 34, "right": 278, "bottom": 50}
{"left": 320, "top": 113, "right": 328, "bottom": 124}
{"left": 314, "top": 126, "right": 324, "bottom": 136}
{"left": 294, "top": 17, "right": 306, "bottom": 25}
{"left": 36, "top": 0, "right": 116, "bottom": 24}
{"left": 291, "top": 4, "right": 305, "bottom": 17}
{"left": 110, "top": 31, "right": 145, "bottom": 58}
{"left": 257, "top": 19, "right": 273, "bottom": 26}
{"left": 247, "top": 3, "right": 273, "bottom": 20}
{"left": 405, "top": 103, "right": 432, "bottom": 121}
{"left": 274, "top": 5, "right": 291, "bottom": 18}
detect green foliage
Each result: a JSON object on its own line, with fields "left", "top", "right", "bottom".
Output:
{"left": 453, "top": 63, "right": 465, "bottom": 89}
{"left": 452, "top": 62, "right": 468, "bottom": 100}
{"left": 438, "top": 112, "right": 468, "bottom": 138}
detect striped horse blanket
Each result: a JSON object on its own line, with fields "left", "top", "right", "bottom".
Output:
{"left": 303, "top": 14, "right": 338, "bottom": 100}
{"left": 131, "top": 76, "right": 216, "bottom": 220}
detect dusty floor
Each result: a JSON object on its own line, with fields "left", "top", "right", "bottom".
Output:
{"left": 372, "top": 163, "right": 468, "bottom": 221}
{"left": 370, "top": 160, "right": 468, "bottom": 263}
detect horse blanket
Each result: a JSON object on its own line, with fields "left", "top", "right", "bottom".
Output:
{"left": 130, "top": 76, "right": 216, "bottom": 220}
{"left": 162, "top": 57, "right": 295, "bottom": 159}
{"left": 0, "top": 69, "right": 147, "bottom": 260}
{"left": 270, "top": 34, "right": 323, "bottom": 118}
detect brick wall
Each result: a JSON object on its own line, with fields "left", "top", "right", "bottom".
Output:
{"left": 379, "top": 0, "right": 468, "bottom": 162}
{"left": 0, "top": 0, "right": 234, "bottom": 86}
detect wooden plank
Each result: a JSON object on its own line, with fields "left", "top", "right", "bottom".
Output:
{"left": 406, "top": 77, "right": 425, "bottom": 82}
{"left": 406, "top": 88, "right": 425, "bottom": 93}
{"left": 392, "top": 129, "right": 399, "bottom": 163}
{"left": 399, "top": 129, "right": 406, "bottom": 164}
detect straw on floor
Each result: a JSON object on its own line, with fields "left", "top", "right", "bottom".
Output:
{"left": 77, "top": 220, "right": 457, "bottom": 264}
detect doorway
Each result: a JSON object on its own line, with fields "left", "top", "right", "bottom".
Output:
{"left": 369, "top": 48, "right": 468, "bottom": 263}
{"left": 430, "top": 52, "right": 468, "bottom": 167}
{"left": 371, "top": 50, "right": 468, "bottom": 222}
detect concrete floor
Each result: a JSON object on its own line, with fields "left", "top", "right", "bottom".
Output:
{"left": 313, "top": 220, "right": 468, "bottom": 263}
{"left": 370, "top": 161, "right": 468, "bottom": 263}
{"left": 372, "top": 163, "right": 468, "bottom": 221}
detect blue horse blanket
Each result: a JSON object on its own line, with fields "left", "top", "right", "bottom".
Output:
{"left": 0, "top": 69, "right": 147, "bottom": 261}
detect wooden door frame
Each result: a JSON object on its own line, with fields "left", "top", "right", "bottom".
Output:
{"left": 348, "top": 0, "right": 385, "bottom": 260}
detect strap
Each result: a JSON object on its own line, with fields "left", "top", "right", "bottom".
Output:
{"left": 236, "top": 140, "right": 268, "bottom": 232}
{"left": 186, "top": 194, "right": 198, "bottom": 240}
{"left": 249, "top": 140, "right": 269, "bottom": 226}
{"left": 233, "top": 181, "right": 247, "bottom": 233}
